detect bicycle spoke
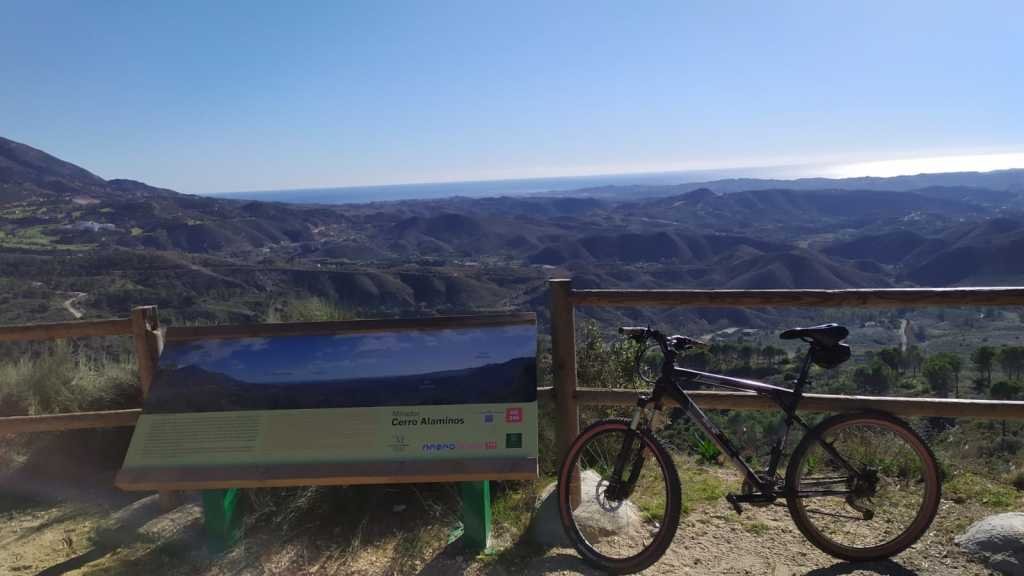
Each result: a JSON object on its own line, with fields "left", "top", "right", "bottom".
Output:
{"left": 802, "top": 508, "right": 873, "bottom": 522}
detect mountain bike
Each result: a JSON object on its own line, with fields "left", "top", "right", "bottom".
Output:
{"left": 557, "top": 324, "right": 940, "bottom": 574}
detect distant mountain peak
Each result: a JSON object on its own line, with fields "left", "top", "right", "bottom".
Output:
{"left": 0, "top": 135, "right": 179, "bottom": 203}
{"left": 680, "top": 187, "right": 718, "bottom": 203}
{"left": 0, "top": 136, "right": 106, "bottom": 187}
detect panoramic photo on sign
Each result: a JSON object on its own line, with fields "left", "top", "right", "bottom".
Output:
{"left": 117, "top": 318, "right": 537, "bottom": 480}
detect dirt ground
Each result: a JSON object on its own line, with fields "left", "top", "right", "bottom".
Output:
{"left": 0, "top": 475, "right": 995, "bottom": 576}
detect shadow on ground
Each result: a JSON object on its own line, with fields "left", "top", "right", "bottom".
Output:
{"left": 804, "top": 560, "right": 921, "bottom": 576}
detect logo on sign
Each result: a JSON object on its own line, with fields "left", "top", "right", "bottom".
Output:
{"left": 505, "top": 407, "right": 523, "bottom": 423}
{"left": 421, "top": 442, "right": 457, "bottom": 452}
{"left": 485, "top": 441, "right": 497, "bottom": 450}
{"left": 388, "top": 434, "right": 409, "bottom": 453}
{"left": 505, "top": 433, "right": 523, "bottom": 449}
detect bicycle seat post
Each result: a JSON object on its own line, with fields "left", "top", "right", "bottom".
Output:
{"left": 793, "top": 345, "right": 815, "bottom": 396}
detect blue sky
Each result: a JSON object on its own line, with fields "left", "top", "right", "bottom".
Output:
{"left": 3, "top": 1, "right": 1022, "bottom": 194}
{"left": 159, "top": 326, "right": 535, "bottom": 383}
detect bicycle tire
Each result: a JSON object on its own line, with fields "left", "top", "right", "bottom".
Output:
{"left": 557, "top": 418, "right": 682, "bottom": 574}
{"left": 785, "top": 411, "right": 941, "bottom": 561}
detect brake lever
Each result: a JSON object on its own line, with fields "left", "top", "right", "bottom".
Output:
{"left": 688, "top": 337, "right": 709, "bottom": 349}
{"left": 671, "top": 336, "right": 709, "bottom": 351}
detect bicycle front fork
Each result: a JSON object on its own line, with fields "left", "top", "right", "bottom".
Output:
{"left": 607, "top": 403, "right": 655, "bottom": 501}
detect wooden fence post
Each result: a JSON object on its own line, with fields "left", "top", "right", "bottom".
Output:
{"left": 131, "top": 305, "right": 178, "bottom": 511}
{"left": 131, "top": 306, "right": 160, "bottom": 398}
{"left": 549, "top": 279, "right": 580, "bottom": 507}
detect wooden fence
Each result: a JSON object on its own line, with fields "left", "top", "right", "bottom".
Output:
{"left": 547, "top": 279, "right": 1024, "bottom": 462}
{"left": 0, "top": 305, "right": 175, "bottom": 506}
{"left": 0, "top": 306, "right": 163, "bottom": 433}
{"left": 5, "top": 285, "right": 1024, "bottom": 469}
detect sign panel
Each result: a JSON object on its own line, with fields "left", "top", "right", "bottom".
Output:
{"left": 117, "top": 316, "right": 537, "bottom": 489}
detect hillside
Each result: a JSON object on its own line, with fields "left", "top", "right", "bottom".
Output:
{"left": 2, "top": 135, "right": 1024, "bottom": 332}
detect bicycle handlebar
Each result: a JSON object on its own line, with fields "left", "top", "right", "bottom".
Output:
{"left": 618, "top": 326, "right": 707, "bottom": 352}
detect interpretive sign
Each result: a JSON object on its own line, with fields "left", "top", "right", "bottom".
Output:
{"left": 116, "top": 314, "right": 538, "bottom": 490}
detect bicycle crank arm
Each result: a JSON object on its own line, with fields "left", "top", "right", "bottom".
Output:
{"left": 725, "top": 491, "right": 776, "bottom": 515}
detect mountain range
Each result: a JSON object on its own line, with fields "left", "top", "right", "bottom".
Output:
{"left": 2, "top": 135, "right": 1024, "bottom": 330}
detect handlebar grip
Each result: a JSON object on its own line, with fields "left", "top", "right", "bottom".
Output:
{"left": 619, "top": 327, "right": 647, "bottom": 337}
{"left": 671, "top": 335, "right": 709, "bottom": 351}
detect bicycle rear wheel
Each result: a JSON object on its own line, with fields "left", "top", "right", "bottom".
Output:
{"left": 557, "top": 418, "right": 681, "bottom": 574}
{"left": 785, "top": 411, "right": 941, "bottom": 561}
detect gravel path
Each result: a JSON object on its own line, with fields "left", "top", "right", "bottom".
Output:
{"left": 415, "top": 473, "right": 992, "bottom": 576}
{"left": 0, "top": 471, "right": 994, "bottom": 575}
{"left": 512, "top": 498, "right": 989, "bottom": 576}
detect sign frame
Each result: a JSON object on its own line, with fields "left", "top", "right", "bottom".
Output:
{"left": 115, "top": 312, "right": 539, "bottom": 492}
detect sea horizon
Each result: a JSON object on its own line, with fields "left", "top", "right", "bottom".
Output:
{"left": 201, "top": 164, "right": 810, "bottom": 204}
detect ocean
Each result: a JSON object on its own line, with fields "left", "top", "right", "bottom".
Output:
{"left": 203, "top": 166, "right": 804, "bottom": 204}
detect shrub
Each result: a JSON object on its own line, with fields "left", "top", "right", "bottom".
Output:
{"left": 1012, "top": 471, "right": 1024, "bottom": 492}
{"left": 0, "top": 342, "right": 138, "bottom": 417}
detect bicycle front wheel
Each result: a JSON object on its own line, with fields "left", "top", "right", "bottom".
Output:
{"left": 557, "top": 418, "right": 681, "bottom": 574}
{"left": 785, "top": 411, "right": 941, "bottom": 561}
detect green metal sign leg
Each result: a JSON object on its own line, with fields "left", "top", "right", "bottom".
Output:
{"left": 459, "top": 480, "right": 491, "bottom": 551}
{"left": 202, "top": 488, "right": 244, "bottom": 553}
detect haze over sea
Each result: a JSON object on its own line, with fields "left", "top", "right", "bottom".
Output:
{"left": 204, "top": 167, "right": 779, "bottom": 204}
{"left": 207, "top": 152, "right": 1024, "bottom": 204}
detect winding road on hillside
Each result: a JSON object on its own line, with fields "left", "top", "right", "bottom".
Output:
{"left": 62, "top": 292, "right": 87, "bottom": 319}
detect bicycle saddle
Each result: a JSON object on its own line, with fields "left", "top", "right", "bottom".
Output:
{"left": 779, "top": 323, "right": 849, "bottom": 347}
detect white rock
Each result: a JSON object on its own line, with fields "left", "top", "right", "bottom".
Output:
{"left": 956, "top": 512, "right": 1024, "bottom": 575}
{"left": 528, "top": 469, "right": 643, "bottom": 548}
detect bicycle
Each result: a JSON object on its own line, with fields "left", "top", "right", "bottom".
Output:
{"left": 557, "top": 324, "right": 941, "bottom": 574}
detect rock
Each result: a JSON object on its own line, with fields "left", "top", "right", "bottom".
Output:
{"left": 956, "top": 512, "right": 1024, "bottom": 575}
{"left": 528, "top": 469, "right": 643, "bottom": 548}
{"left": 528, "top": 479, "right": 570, "bottom": 547}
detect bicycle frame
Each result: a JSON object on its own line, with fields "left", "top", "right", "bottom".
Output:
{"left": 638, "top": 344, "right": 858, "bottom": 495}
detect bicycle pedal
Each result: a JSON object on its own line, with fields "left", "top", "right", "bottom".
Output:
{"left": 725, "top": 494, "right": 743, "bottom": 515}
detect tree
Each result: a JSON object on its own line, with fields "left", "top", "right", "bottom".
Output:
{"left": 932, "top": 353, "right": 963, "bottom": 397}
{"left": 709, "top": 343, "right": 734, "bottom": 369}
{"left": 948, "top": 354, "right": 963, "bottom": 397}
{"left": 998, "top": 347, "right": 1024, "bottom": 381}
{"left": 972, "top": 346, "right": 996, "bottom": 388}
{"left": 990, "top": 380, "right": 1020, "bottom": 400}
{"left": 990, "top": 380, "right": 1022, "bottom": 438}
{"left": 922, "top": 356, "right": 954, "bottom": 397}
{"left": 761, "top": 345, "right": 785, "bottom": 367}
{"left": 903, "top": 346, "right": 924, "bottom": 377}
{"left": 852, "top": 360, "right": 893, "bottom": 395}
{"left": 737, "top": 344, "right": 754, "bottom": 368}
{"left": 683, "top": 349, "right": 711, "bottom": 371}
{"left": 877, "top": 347, "right": 903, "bottom": 375}
{"left": 972, "top": 375, "right": 990, "bottom": 394}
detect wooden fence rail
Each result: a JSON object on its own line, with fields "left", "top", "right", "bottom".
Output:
{"left": 3, "top": 287, "right": 1024, "bottom": 456}
{"left": 0, "top": 310, "right": 159, "bottom": 434}
{"left": 0, "top": 409, "right": 142, "bottom": 434}
{"left": 0, "top": 318, "right": 133, "bottom": 342}
{"left": 569, "top": 286, "right": 1024, "bottom": 308}
{"left": 0, "top": 306, "right": 173, "bottom": 507}
{"left": 550, "top": 279, "right": 1024, "bottom": 463}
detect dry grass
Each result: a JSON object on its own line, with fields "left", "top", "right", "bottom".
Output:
{"left": 0, "top": 341, "right": 138, "bottom": 417}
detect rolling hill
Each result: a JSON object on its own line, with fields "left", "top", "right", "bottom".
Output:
{"left": 3, "top": 134, "right": 1024, "bottom": 330}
